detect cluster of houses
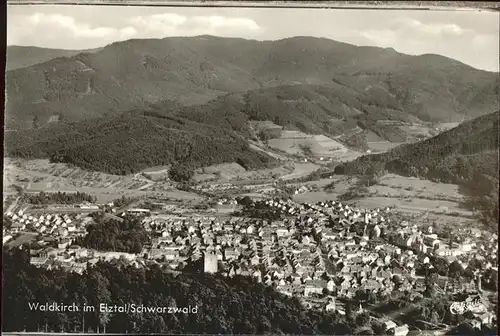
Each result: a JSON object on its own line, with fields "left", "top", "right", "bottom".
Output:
{"left": 136, "top": 199, "right": 493, "bottom": 317}
{"left": 216, "top": 198, "right": 239, "bottom": 206}
{"left": 294, "top": 185, "right": 310, "bottom": 195}
{"left": 4, "top": 208, "right": 91, "bottom": 244}
{"left": 449, "top": 227, "right": 498, "bottom": 273}
{"left": 4, "top": 195, "right": 497, "bottom": 334}
{"left": 29, "top": 246, "right": 140, "bottom": 274}
{"left": 382, "top": 217, "right": 498, "bottom": 286}
{"left": 195, "top": 180, "right": 277, "bottom": 195}
{"left": 3, "top": 206, "right": 139, "bottom": 273}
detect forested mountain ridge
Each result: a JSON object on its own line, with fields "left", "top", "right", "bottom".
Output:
{"left": 334, "top": 111, "right": 499, "bottom": 182}
{"left": 4, "top": 111, "right": 276, "bottom": 175}
{"left": 334, "top": 110, "right": 500, "bottom": 229}
{"left": 3, "top": 77, "right": 416, "bottom": 175}
{"left": 166, "top": 82, "right": 424, "bottom": 142}
{"left": 3, "top": 248, "right": 360, "bottom": 335}
{"left": 6, "top": 45, "right": 102, "bottom": 71}
{"left": 5, "top": 35, "right": 498, "bottom": 130}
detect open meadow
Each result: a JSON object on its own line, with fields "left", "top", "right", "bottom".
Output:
{"left": 292, "top": 172, "right": 478, "bottom": 226}
{"left": 366, "top": 141, "right": 403, "bottom": 152}
{"left": 267, "top": 129, "right": 363, "bottom": 162}
{"left": 3, "top": 158, "right": 203, "bottom": 203}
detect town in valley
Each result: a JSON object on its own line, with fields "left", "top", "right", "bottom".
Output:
{"left": 3, "top": 3, "right": 499, "bottom": 335}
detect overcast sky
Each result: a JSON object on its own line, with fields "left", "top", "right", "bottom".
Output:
{"left": 7, "top": 5, "right": 499, "bottom": 72}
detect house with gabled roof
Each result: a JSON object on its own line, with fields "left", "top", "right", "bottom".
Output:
{"left": 304, "top": 279, "right": 326, "bottom": 297}
{"left": 224, "top": 247, "right": 240, "bottom": 260}
{"left": 392, "top": 324, "right": 409, "bottom": 336}
{"left": 384, "top": 320, "right": 397, "bottom": 331}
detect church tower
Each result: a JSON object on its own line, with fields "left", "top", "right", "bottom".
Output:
{"left": 203, "top": 251, "right": 218, "bottom": 274}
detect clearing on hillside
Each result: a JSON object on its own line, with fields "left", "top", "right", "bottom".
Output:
{"left": 267, "top": 129, "right": 361, "bottom": 161}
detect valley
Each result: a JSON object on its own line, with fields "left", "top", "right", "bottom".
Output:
{"left": 3, "top": 33, "right": 498, "bottom": 336}
{"left": 4, "top": 105, "right": 496, "bottom": 228}
{"left": 3, "top": 143, "right": 482, "bottom": 229}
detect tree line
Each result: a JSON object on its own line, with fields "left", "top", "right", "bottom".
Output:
{"left": 334, "top": 111, "right": 500, "bottom": 230}
{"left": 5, "top": 112, "right": 276, "bottom": 176}
{"left": 3, "top": 248, "right": 362, "bottom": 335}
{"left": 73, "top": 215, "right": 148, "bottom": 254}
{"left": 22, "top": 191, "right": 97, "bottom": 205}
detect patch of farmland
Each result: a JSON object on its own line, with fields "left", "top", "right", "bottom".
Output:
{"left": 436, "top": 122, "right": 460, "bottom": 131}
{"left": 195, "top": 161, "right": 294, "bottom": 184}
{"left": 192, "top": 174, "right": 218, "bottom": 183}
{"left": 303, "top": 178, "right": 339, "bottom": 188}
{"left": 249, "top": 142, "right": 289, "bottom": 160}
{"left": 3, "top": 158, "right": 204, "bottom": 204}
{"left": 268, "top": 130, "right": 355, "bottom": 158}
{"left": 199, "top": 163, "right": 247, "bottom": 176}
{"left": 280, "top": 163, "right": 321, "bottom": 181}
{"left": 377, "top": 174, "right": 464, "bottom": 200}
{"left": 335, "top": 151, "right": 365, "bottom": 162}
{"left": 312, "top": 135, "right": 347, "bottom": 151}
{"left": 398, "top": 125, "right": 434, "bottom": 138}
{"left": 4, "top": 158, "right": 150, "bottom": 192}
{"left": 293, "top": 191, "right": 339, "bottom": 203}
{"left": 267, "top": 137, "right": 316, "bottom": 155}
{"left": 142, "top": 165, "right": 170, "bottom": 173}
{"left": 363, "top": 130, "right": 386, "bottom": 142}
{"left": 249, "top": 120, "right": 283, "bottom": 132}
{"left": 239, "top": 192, "right": 268, "bottom": 199}
{"left": 354, "top": 196, "right": 473, "bottom": 217}
{"left": 140, "top": 167, "right": 170, "bottom": 182}
{"left": 366, "top": 141, "right": 403, "bottom": 152}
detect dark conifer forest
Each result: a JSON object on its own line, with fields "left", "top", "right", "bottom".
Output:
{"left": 21, "top": 191, "right": 97, "bottom": 205}
{"left": 334, "top": 111, "right": 500, "bottom": 229}
{"left": 3, "top": 248, "right": 356, "bottom": 335}
{"left": 5, "top": 112, "right": 276, "bottom": 175}
{"left": 74, "top": 215, "right": 148, "bottom": 254}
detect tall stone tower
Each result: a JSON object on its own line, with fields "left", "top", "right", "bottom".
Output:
{"left": 203, "top": 251, "right": 218, "bottom": 274}
{"left": 476, "top": 274, "right": 482, "bottom": 292}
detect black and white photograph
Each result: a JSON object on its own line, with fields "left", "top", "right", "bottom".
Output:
{"left": 3, "top": 1, "right": 499, "bottom": 335}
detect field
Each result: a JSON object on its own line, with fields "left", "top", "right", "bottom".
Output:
{"left": 396, "top": 121, "right": 461, "bottom": 141}
{"left": 292, "top": 173, "right": 478, "bottom": 226}
{"left": 4, "top": 156, "right": 319, "bottom": 206}
{"left": 193, "top": 162, "right": 292, "bottom": 183}
{"left": 268, "top": 130, "right": 343, "bottom": 155}
{"left": 398, "top": 124, "right": 436, "bottom": 139}
{"left": 3, "top": 158, "right": 202, "bottom": 203}
{"left": 366, "top": 141, "right": 403, "bottom": 153}
{"left": 4, "top": 158, "right": 151, "bottom": 189}
{"left": 240, "top": 192, "right": 269, "bottom": 199}
{"left": 142, "top": 166, "right": 170, "bottom": 173}
{"left": 141, "top": 166, "right": 170, "bottom": 181}
{"left": 3, "top": 144, "right": 480, "bottom": 230}
{"left": 435, "top": 122, "right": 461, "bottom": 132}
{"left": 354, "top": 197, "right": 472, "bottom": 216}
{"left": 267, "top": 130, "right": 363, "bottom": 162}
{"left": 363, "top": 130, "right": 386, "bottom": 142}
{"left": 374, "top": 174, "right": 463, "bottom": 199}
{"left": 248, "top": 142, "right": 289, "bottom": 160}
{"left": 280, "top": 163, "right": 321, "bottom": 181}
{"left": 249, "top": 120, "right": 283, "bottom": 134}
{"left": 293, "top": 191, "right": 339, "bottom": 203}
{"left": 292, "top": 175, "right": 355, "bottom": 203}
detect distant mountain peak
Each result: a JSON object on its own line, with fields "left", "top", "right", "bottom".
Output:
{"left": 5, "top": 36, "right": 498, "bottom": 130}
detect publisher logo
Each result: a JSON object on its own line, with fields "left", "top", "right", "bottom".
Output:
{"left": 449, "top": 299, "right": 486, "bottom": 315}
